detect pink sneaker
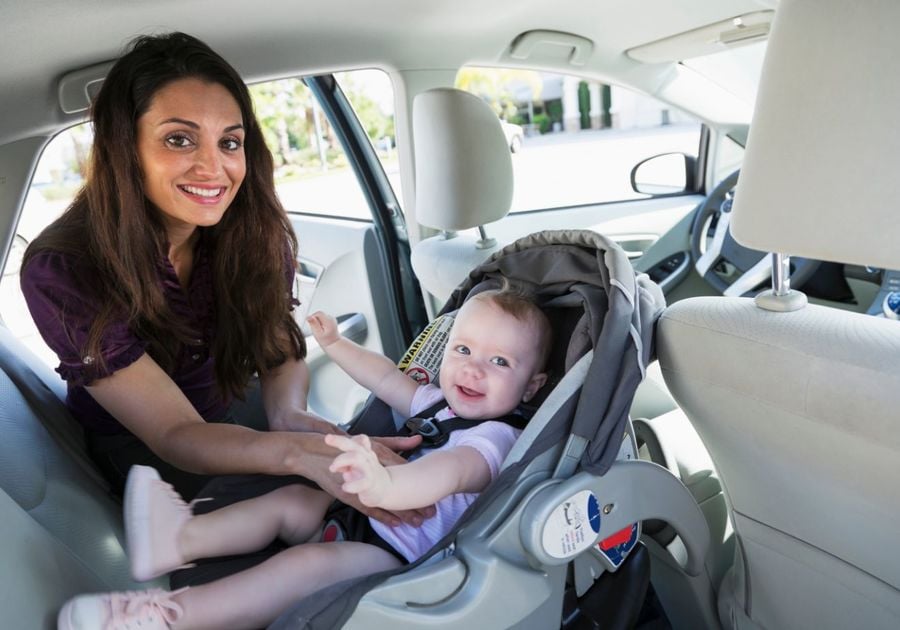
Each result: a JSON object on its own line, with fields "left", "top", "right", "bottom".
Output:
{"left": 125, "top": 465, "right": 196, "bottom": 582}
{"left": 57, "top": 588, "right": 185, "bottom": 629}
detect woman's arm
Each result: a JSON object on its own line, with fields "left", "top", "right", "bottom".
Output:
{"left": 307, "top": 311, "right": 419, "bottom": 415}
{"left": 259, "top": 356, "right": 342, "bottom": 434}
{"left": 87, "top": 354, "right": 338, "bottom": 477}
{"left": 327, "top": 434, "right": 494, "bottom": 511}
{"left": 258, "top": 348, "right": 428, "bottom": 477}
{"left": 87, "top": 354, "right": 423, "bottom": 525}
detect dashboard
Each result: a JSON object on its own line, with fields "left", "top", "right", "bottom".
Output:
{"left": 871, "top": 270, "right": 900, "bottom": 318}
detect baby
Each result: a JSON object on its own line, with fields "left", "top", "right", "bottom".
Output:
{"left": 58, "top": 287, "right": 552, "bottom": 630}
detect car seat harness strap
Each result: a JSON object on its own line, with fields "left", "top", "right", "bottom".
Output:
{"left": 402, "top": 399, "right": 528, "bottom": 450}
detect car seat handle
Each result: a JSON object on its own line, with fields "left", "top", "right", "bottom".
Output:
{"left": 519, "top": 460, "right": 710, "bottom": 576}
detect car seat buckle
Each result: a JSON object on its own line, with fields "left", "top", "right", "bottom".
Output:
{"left": 405, "top": 416, "right": 449, "bottom": 447}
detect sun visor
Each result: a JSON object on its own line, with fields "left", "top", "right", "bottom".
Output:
{"left": 626, "top": 11, "right": 773, "bottom": 64}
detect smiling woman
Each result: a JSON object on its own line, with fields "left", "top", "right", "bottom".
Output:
{"left": 135, "top": 78, "right": 247, "bottom": 253}
{"left": 17, "top": 32, "right": 418, "bottom": 509}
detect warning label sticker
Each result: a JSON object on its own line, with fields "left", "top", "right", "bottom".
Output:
{"left": 541, "top": 490, "right": 601, "bottom": 559}
{"left": 397, "top": 314, "right": 455, "bottom": 385}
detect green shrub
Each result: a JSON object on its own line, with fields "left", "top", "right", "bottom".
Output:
{"left": 532, "top": 113, "right": 551, "bottom": 134}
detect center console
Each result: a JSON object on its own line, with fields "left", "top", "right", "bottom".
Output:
{"left": 867, "top": 269, "right": 900, "bottom": 318}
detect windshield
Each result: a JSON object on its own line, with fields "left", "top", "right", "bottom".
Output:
{"left": 680, "top": 40, "right": 767, "bottom": 107}
{"left": 654, "top": 39, "right": 767, "bottom": 126}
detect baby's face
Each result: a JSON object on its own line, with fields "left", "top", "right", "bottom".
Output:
{"left": 438, "top": 297, "right": 546, "bottom": 420}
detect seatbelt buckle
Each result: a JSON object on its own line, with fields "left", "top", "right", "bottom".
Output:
{"left": 405, "top": 416, "right": 449, "bottom": 447}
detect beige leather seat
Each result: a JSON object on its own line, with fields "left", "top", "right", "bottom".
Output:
{"left": 410, "top": 87, "right": 513, "bottom": 304}
{"left": 657, "top": 0, "right": 900, "bottom": 628}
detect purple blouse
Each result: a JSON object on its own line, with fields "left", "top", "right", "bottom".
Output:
{"left": 22, "top": 234, "right": 235, "bottom": 435}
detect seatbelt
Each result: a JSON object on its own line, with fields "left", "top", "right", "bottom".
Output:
{"left": 400, "top": 399, "right": 528, "bottom": 452}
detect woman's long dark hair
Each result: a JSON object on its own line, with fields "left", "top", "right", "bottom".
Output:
{"left": 24, "top": 32, "right": 305, "bottom": 398}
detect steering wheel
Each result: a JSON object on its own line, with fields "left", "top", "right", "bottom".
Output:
{"left": 690, "top": 169, "right": 820, "bottom": 296}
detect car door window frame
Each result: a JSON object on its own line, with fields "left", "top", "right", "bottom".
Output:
{"left": 304, "top": 75, "right": 427, "bottom": 353}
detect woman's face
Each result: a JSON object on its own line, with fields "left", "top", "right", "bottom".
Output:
{"left": 136, "top": 77, "right": 246, "bottom": 242}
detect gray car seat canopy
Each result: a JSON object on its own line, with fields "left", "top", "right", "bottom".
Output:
{"left": 271, "top": 229, "right": 670, "bottom": 629}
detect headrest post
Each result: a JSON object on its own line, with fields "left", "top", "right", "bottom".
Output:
{"left": 754, "top": 251, "right": 807, "bottom": 313}
{"left": 772, "top": 252, "right": 791, "bottom": 296}
{"left": 476, "top": 225, "right": 497, "bottom": 250}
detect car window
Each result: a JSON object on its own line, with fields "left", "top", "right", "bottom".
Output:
{"left": 0, "top": 69, "right": 397, "bottom": 367}
{"left": 456, "top": 67, "right": 702, "bottom": 212}
{"left": 249, "top": 70, "right": 399, "bottom": 220}
{"left": 335, "top": 70, "right": 403, "bottom": 205}
{"left": 713, "top": 132, "right": 745, "bottom": 185}
{"left": 0, "top": 125, "right": 88, "bottom": 367}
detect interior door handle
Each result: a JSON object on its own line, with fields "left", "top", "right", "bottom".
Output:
{"left": 610, "top": 234, "right": 658, "bottom": 259}
{"left": 335, "top": 312, "right": 367, "bottom": 344}
{"left": 297, "top": 259, "right": 323, "bottom": 284}
{"left": 304, "top": 312, "right": 368, "bottom": 364}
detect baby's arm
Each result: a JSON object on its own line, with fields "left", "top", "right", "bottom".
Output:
{"left": 326, "top": 434, "right": 492, "bottom": 510}
{"left": 307, "top": 311, "right": 419, "bottom": 416}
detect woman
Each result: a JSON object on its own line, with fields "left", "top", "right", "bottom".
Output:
{"left": 20, "top": 32, "right": 419, "bottom": 523}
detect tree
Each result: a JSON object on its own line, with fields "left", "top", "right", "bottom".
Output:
{"left": 337, "top": 72, "right": 395, "bottom": 142}
{"left": 455, "top": 68, "right": 543, "bottom": 121}
{"left": 249, "top": 79, "right": 314, "bottom": 167}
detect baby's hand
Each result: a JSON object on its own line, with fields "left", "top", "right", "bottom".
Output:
{"left": 307, "top": 311, "right": 341, "bottom": 347}
{"left": 326, "top": 434, "right": 391, "bottom": 507}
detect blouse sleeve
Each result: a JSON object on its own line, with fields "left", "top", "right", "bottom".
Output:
{"left": 20, "top": 251, "right": 147, "bottom": 386}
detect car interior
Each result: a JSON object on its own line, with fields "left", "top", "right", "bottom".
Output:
{"left": 0, "top": 0, "right": 898, "bottom": 628}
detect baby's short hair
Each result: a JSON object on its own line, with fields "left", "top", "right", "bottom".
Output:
{"left": 469, "top": 282, "right": 553, "bottom": 371}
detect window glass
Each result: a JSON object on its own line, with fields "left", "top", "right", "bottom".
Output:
{"left": 681, "top": 41, "right": 766, "bottom": 113}
{"left": 456, "top": 67, "right": 702, "bottom": 212}
{"left": 1, "top": 124, "right": 90, "bottom": 367}
{"left": 335, "top": 70, "right": 402, "bottom": 204}
{"left": 713, "top": 133, "right": 745, "bottom": 185}
{"left": 248, "top": 69, "right": 399, "bottom": 220}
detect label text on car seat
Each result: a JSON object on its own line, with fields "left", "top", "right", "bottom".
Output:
{"left": 541, "top": 490, "right": 601, "bottom": 559}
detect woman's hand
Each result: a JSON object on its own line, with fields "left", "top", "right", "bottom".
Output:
{"left": 291, "top": 432, "right": 433, "bottom": 526}
{"left": 307, "top": 311, "right": 340, "bottom": 347}
{"left": 273, "top": 410, "right": 347, "bottom": 435}
{"left": 368, "top": 434, "right": 421, "bottom": 466}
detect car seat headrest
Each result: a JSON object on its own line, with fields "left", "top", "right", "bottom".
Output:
{"left": 413, "top": 87, "right": 513, "bottom": 231}
{"left": 730, "top": 0, "right": 900, "bottom": 270}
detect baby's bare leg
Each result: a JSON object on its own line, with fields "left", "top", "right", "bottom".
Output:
{"left": 179, "top": 484, "right": 334, "bottom": 562}
{"left": 172, "top": 541, "right": 402, "bottom": 630}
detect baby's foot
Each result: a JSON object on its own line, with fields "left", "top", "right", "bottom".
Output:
{"left": 57, "top": 588, "right": 184, "bottom": 629}
{"left": 125, "top": 465, "right": 196, "bottom": 581}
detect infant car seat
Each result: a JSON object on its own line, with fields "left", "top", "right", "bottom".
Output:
{"left": 263, "top": 229, "right": 710, "bottom": 629}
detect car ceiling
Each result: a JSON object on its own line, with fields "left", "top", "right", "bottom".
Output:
{"left": 0, "top": 0, "right": 775, "bottom": 143}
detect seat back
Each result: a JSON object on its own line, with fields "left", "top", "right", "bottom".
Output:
{"left": 410, "top": 87, "right": 513, "bottom": 303}
{"left": 0, "top": 324, "right": 156, "bottom": 626}
{"left": 658, "top": 0, "right": 900, "bottom": 628}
